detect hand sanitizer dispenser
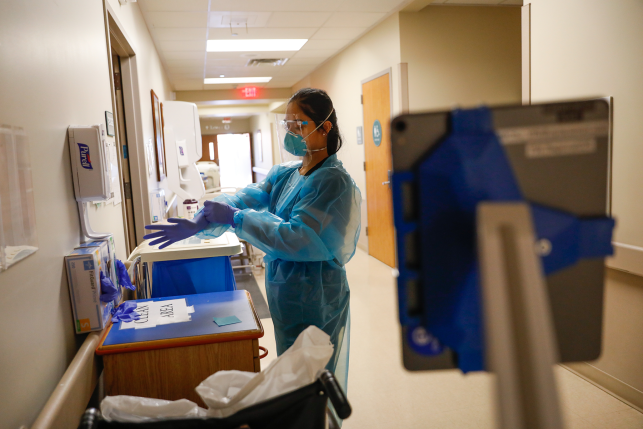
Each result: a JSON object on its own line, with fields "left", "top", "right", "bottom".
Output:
{"left": 68, "top": 124, "right": 112, "bottom": 240}
{"left": 162, "top": 101, "right": 205, "bottom": 216}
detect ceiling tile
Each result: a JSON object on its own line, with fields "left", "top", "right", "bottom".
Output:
{"left": 146, "top": 12, "right": 208, "bottom": 28}
{"left": 290, "top": 49, "right": 337, "bottom": 58}
{"left": 161, "top": 40, "right": 207, "bottom": 51}
{"left": 165, "top": 59, "right": 205, "bottom": 67}
{"left": 166, "top": 65, "right": 204, "bottom": 74}
{"left": 286, "top": 57, "right": 323, "bottom": 66}
{"left": 324, "top": 12, "right": 386, "bottom": 28}
{"left": 163, "top": 51, "right": 206, "bottom": 60}
{"left": 207, "top": 28, "right": 317, "bottom": 39}
{"left": 153, "top": 28, "right": 207, "bottom": 41}
{"left": 169, "top": 72, "right": 204, "bottom": 80}
{"left": 302, "top": 39, "right": 349, "bottom": 50}
{"left": 208, "top": 11, "right": 272, "bottom": 28}
{"left": 208, "top": 0, "right": 343, "bottom": 12}
{"left": 337, "top": 0, "right": 407, "bottom": 12}
{"left": 267, "top": 12, "right": 331, "bottom": 28}
{"left": 311, "top": 27, "right": 365, "bottom": 40}
{"left": 139, "top": 0, "right": 208, "bottom": 12}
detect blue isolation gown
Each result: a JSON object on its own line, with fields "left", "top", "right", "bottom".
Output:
{"left": 196, "top": 154, "right": 361, "bottom": 391}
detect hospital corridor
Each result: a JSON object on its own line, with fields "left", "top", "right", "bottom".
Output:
{"left": 2, "top": 1, "right": 643, "bottom": 428}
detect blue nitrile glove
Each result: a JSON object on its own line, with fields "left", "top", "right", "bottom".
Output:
{"left": 115, "top": 259, "right": 135, "bottom": 291}
{"left": 100, "top": 271, "right": 119, "bottom": 303}
{"left": 144, "top": 211, "right": 210, "bottom": 249}
{"left": 111, "top": 301, "right": 140, "bottom": 323}
{"left": 203, "top": 200, "right": 240, "bottom": 227}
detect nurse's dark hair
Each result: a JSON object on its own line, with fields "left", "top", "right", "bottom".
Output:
{"left": 289, "top": 88, "right": 343, "bottom": 155}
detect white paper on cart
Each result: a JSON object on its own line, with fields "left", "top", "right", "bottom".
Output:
{"left": 119, "top": 299, "right": 191, "bottom": 330}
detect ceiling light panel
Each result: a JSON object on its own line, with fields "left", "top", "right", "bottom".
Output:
{"left": 207, "top": 39, "right": 308, "bottom": 52}
{"left": 204, "top": 77, "right": 272, "bottom": 84}
{"left": 266, "top": 12, "right": 332, "bottom": 28}
{"left": 208, "top": 0, "right": 343, "bottom": 12}
{"left": 139, "top": 0, "right": 208, "bottom": 12}
{"left": 153, "top": 28, "right": 207, "bottom": 41}
{"left": 311, "top": 27, "right": 365, "bottom": 40}
{"left": 324, "top": 12, "right": 386, "bottom": 28}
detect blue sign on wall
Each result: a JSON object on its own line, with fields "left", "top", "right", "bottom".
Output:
{"left": 372, "top": 119, "right": 382, "bottom": 147}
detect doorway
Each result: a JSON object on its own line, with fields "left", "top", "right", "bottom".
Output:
{"left": 217, "top": 133, "right": 253, "bottom": 189}
{"left": 110, "top": 51, "right": 137, "bottom": 253}
{"left": 362, "top": 71, "right": 396, "bottom": 267}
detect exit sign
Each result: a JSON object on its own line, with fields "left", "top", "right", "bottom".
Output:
{"left": 241, "top": 87, "right": 258, "bottom": 98}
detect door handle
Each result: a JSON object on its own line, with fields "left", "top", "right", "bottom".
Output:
{"left": 382, "top": 170, "right": 392, "bottom": 188}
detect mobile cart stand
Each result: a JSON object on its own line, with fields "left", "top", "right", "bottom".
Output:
{"left": 478, "top": 202, "right": 563, "bottom": 429}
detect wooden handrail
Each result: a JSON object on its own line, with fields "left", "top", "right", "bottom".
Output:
{"left": 31, "top": 332, "right": 102, "bottom": 429}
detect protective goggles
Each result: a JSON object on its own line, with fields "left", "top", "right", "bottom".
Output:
{"left": 279, "top": 119, "right": 309, "bottom": 134}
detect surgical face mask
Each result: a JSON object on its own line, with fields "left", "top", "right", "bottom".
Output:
{"left": 281, "top": 109, "right": 334, "bottom": 156}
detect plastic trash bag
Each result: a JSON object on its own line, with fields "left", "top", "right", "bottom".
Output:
{"left": 197, "top": 325, "right": 334, "bottom": 418}
{"left": 98, "top": 326, "right": 332, "bottom": 422}
{"left": 100, "top": 396, "right": 206, "bottom": 422}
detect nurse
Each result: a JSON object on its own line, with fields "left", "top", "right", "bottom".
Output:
{"left": 144, "top": 88, "right": 361, "bottom": 388}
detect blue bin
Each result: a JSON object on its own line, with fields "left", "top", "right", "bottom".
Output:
{"left": 151, "top": 256, "right": 236, "bottom": 298}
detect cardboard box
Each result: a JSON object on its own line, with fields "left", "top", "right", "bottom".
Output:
{"left": 65, "top": 247, "right": 114, "bottom": 334}
{"left": 78, "top": 236, "right": 118, "bottom": 290}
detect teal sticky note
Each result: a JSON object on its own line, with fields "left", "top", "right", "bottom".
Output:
{"left": 213, "top": 315, "right": 241, "bottom": 327}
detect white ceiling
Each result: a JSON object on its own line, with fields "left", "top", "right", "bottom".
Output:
{"left": 137, "top": 0, "right": 413, "bottom": 91}
{"left": 137, "top": 0, "right": 522, "bottom": 92}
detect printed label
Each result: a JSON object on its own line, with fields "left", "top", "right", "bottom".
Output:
{"left": 78, "top": 318, "right": 91, "bottom": 332}
{"left": 83, "top": 260, "right": 94, "bottom": 271}
{"left": 78, "top": 143, "right": 93, "bottom": 169}
{"left": 179, "top": 146, "right": 185, "bottom": 156}
{"left": 526, "top": 139, "right": 597, "bottom": 158}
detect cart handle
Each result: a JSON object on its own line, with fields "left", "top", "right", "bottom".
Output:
{"left": 259, "top": 346, "right": 268, "bottom": 359}
{"left": 319, "top": 370, "right": 352, "bottom": 419}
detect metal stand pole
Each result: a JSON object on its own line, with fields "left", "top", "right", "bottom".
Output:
{"left": 477, "top": 202, "right": 563, "bottom": 429}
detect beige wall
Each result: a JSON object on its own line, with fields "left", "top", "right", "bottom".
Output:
{"left": 400, "top": 6, "right": 522, "bottom": 112}
{"left": 529, "top": 0, "right": 643, "bottom": 400}
{"left": 0, "top": 1, "right": 170, "bottom": 427}
{"left": 292, "top": 13, "right": 403, "bottom": 251}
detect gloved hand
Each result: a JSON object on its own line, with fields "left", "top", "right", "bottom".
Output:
{"left": 203, "top": 201, "right": 240, "bottom": 227}
{"left": 116, "top": 259, "right": 135, "bottom": 291}
{"left": 100, "top": 271, "right": 119, "bottom": 303}
{"left": 144, "top": 212, "right": 209, "bottom": 249}
{"left": 111, "top": 301, "right": 140, "bottom": 323}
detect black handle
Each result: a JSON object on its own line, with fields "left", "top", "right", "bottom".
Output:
{"left": 319, "top": 370, "right": 352, "bottom": 419}
{"left": 77, "top": 408, "right": 101, "bottom": 429}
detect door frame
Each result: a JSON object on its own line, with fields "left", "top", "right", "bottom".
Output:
{"left": 360, "top": 67, "right": 394, "bottom": 258}
{"left": 104, "top": 2, "right": 152, "bottom": 249}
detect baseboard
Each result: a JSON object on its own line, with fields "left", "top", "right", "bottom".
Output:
{"left": 607, "top": 242, "right": 643, "bottom": 277}
{"left": 561, "top": 362, "right": 643, "bottom": 413}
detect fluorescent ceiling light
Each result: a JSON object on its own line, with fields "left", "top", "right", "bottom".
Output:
{"left": 204, "top": 77, "right": 272, "bottom": 84}
{"left": 207, "top": 39, "right": 307, "bottom": 52}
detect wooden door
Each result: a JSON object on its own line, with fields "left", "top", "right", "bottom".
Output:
{"left": 363, "top": 73, "right": 395, "bottom": 267}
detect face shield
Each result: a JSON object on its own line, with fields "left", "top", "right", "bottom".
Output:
{"left": 274, "top": 109, "right": 333, "bottom": 164}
